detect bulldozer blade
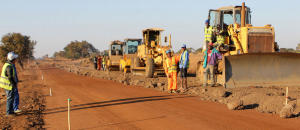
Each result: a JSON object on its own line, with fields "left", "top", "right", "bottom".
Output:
{"left": 224, "top": 53, "right": 300, "bottom": 88}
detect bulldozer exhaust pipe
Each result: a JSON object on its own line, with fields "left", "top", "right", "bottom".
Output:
{"left": 241, "top": 2, "right": 246, "bottom": 27}
{"left": 169, "top": 34, "right": 172, "bottom": 48}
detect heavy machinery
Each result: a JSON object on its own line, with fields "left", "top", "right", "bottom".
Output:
{"left": 106, "top": 40, "right": 124, "bottom": 71}
{"left": 131, "top": 28, "right": 172, "bottom": 78}
{"left": 196, "top": 2, "right": 300, "bottom": 88}
{"left": 119, "top": 38, "right": 142, "bottom": 73}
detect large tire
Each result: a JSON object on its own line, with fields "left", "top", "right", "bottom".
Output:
{"left": 145, "top": 58, "right": 154, "bottom": 78}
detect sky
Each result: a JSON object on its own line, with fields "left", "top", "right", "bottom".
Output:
{"left": 0, "top": 0, "right": 299, "bottom": 57}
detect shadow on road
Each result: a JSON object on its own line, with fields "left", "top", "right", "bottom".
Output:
{"left": 44, "top": 95, "right": 193, "bottom": 115}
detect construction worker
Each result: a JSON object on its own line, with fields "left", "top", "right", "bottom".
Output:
{"left": 203, "top": 43, "right": 222, "bottom": 87}
{"left": 102, "top": 56, "right": 106, "bottom": 71}
{"left": 164, "top": 50, "right": 179, "bottom": 93}
{"left": 97, "top": 56, "right": 102, "bottom": 70}
{"left": 216, "top": 25, "right": 225, "bottom": 49}
{"left": 203, "top": 19, "right": 213, "bottom": 52}
{"left": 179, "top": 44, "right": 189, "bottom": 92}
{"left": 93, "top": 56, "right": 97, "bottom": 70}
{"left": 0, "top": 52, "right": 21, "bottom": 116}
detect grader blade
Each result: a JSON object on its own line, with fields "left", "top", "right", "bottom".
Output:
{"left": 224, "top": 53, "right": 300, "bottom": 88}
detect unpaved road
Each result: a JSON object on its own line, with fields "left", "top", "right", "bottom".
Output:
{"left": 41, "top": 65, "right": 300, "bottom": 130}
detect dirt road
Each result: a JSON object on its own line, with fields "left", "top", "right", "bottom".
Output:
{"left": 41, "top": 65, "right": 300, "bottom": 130}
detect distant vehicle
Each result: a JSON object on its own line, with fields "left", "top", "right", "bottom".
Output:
{"left": 119, "top": 38, "right": 142, "bottom": 73}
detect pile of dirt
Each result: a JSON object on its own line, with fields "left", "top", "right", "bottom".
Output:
{"left": 49, "top": 58, "right": 300, "bottom": 118}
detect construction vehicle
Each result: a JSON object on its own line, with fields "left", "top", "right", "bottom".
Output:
{"left": 196, "top": 2, "right": 300, "bottom": 88}
{"left": 106, "top": 40, "right": 124, "bottom": 71}
{"left": 131, "top": 28, "right": 172, "bottom": 78}
{"left": 119, "top": 38, "right": 142, "bottom": 73}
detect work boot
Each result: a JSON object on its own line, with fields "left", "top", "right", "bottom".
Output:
{"left": 14, "top": 109, "right": 22, "bottom": 113}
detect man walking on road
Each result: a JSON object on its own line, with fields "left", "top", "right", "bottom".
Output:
{"left": 93, "top": 56, "right": 98, "bottom": 70}
{"left": 164, "top": 50, "right": 179, "bottom": 93}
{"left": 179, "top": 44, "right": 189, "bottom": 92}
{"left": 203, "top": 43, "right": 222, "bottom": 87}
{"left": 0, "top": 52, "right": 21, "bottom": 116}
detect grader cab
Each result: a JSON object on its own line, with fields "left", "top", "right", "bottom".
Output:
{"left": 119, "top": 38, "right": 142, "bottom": 72}
{"left": 131, "top": 28, "right": 172, "bottom": 78}
{"left": 196, "top": 2, "right": 300, "bottom": 88}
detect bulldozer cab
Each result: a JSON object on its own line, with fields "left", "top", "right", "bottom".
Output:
{"left": 124, "top": 39, "right": 142, "bottom": 55}
{"left": 209, "top": 6, "right": 251, "bottom": 30}
{"left": 142, "top": 28, "right": 164, "bottom": 48}
{"left": 109, "top": 40, "right": 124, "bottom": 57}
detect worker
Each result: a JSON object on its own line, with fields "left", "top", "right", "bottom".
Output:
{"left": 216, "top": 25, "right": 225, "bottom": 49}
{"left": 164, "top": 50, "right": 179, "bottom": 93}
{"left": 203, "top": 43, "right": 222, "bottom": 87}
{"left": 102, "top": 56, "right": 106, "bottom": 71}
{"left": 93, "top": 56, "right": 97, "bottom": 70}
{"left": 179, "top": 44, "right": 189, "bottom": 92}
{"left": 97, "top": 56, "right": 102, "bottom": 70}
{"left": 203, "top": 19, "right": 213, "bottom": 52}
{"left": 0, "top": 52, "right": 22, "bottom": 116}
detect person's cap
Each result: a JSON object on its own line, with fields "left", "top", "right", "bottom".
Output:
{"left": 166, "top": 50, "right": 171, "bottom": 54}
{"left": 7, "top": 52, "right": 18, "bottom": 61}
{"left": 209, "top": 42, "right": 214, "bottom": 46}
{"left": 181, "top": 44, "right": 186, "bottom": 48}
{"left": 205, "top": 19, "right": 209, "bottom": 24}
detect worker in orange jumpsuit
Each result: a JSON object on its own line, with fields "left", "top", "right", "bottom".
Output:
{"left": 164, "top": 50, "right": 179, "bottom": 93}
{"left": 97, "top": 56, "right": 102, "bottom": 70}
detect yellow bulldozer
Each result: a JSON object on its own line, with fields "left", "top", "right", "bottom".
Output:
{"left": 106, "top": 40, "right": 124, "bottom": 71}
{"left": 131, "top": 28, "right": 172, "bottom": 78}
{"left": 196, "top": 2, "right": 300, "bottom": 88}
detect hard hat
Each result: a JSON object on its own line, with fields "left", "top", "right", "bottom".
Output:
{"left": 166, "top": 50, "right": 171, "bottom": 54}
{"left": 7, "top": 52, "right": 18, "bottom": 61}
{"left": 181, "top": 44, "right": 186, "bottom": 48}
{"left": 205, "top": 19, "right": 209, "bottom": 24}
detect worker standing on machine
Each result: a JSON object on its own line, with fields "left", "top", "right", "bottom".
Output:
{"left": 164, "top": 50, "right": 179, "bottom": 93}
{"left": 216, "top": 25, "right": 225, "bottom": 50}
{"left": 203, "top": 43, "right": 222, "bottom": 87}
{"left": 203, "top": 19, "right": 213, "bottom": 52}
{"left": 179, "top": 44, "right": 189, "bottom": 92}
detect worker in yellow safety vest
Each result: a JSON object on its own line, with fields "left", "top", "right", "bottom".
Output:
{"left": 164, "top": 50, "right": 179, "bottom": 93}
{"left": 216, "top": 25, "right": 225, "bottom": 49}
{"left": 102, "top": 56, "right": 106, "bottom": 71}
{"left": 203, "top": 19, "right": 213, "bottom": 52}
{"left": 0, "top": 52, "right": 22, "bottom": 116}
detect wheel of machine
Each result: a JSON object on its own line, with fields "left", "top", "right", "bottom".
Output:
{"left": 134, "top": 57, "right": 141, "bottom": 68}
{"left": 145, "top": 58, "right": 154, "bottom": 78}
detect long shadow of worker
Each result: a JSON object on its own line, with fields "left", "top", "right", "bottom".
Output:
{"left": 44, "top": 95, "right": 192, "bottom": 115}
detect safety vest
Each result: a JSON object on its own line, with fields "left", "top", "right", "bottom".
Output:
{"left": 0, "top": 63, "right": 15, "bottom": 90}
{"left": 180, "top": 50, "right": 189, "bottom": 68}
{"left": 166, "top": 57, "right": 177, "bottom": 73}
{"left": 216, "top": 35, "right": 225, "bottom": 44}
{"left": 205, "top": 26, "right": 213, "bottom": 42}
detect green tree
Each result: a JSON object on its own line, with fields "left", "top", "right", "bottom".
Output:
{"left": 0, "top": 33, "right": 36, "bottom": 64}
{"left": 63, "top": 40, "right": 98, "bottom": 59}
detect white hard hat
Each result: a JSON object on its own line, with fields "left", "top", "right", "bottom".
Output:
{"left": 7, "top": 52, "right": 18, "bottom": 61}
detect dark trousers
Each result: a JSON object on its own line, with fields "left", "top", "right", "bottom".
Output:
{"left": 94, "top": 63, "right": 97, "bottom": 70}
{"left": 6, "top": 87, "right": 16, "bottom": 115}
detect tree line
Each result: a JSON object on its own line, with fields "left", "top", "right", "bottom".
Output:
{"left": 0, "top": 33, "right": 36, "bottom": 66}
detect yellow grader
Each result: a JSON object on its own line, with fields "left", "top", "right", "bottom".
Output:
{"left": 106, "top": 40, "right": 124, "bottom": 71}
{"left": 196, "top": 2, "right": 300, "bottom": 88}
{"left": 119, "top": 38, "right": 142, "bottom": 73}
{"left": 131, "top": 28, "right": 172, "bottom": 78}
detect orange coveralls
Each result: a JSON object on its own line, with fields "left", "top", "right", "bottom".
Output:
{"left": 165, "top": 56, "right": 179, "bottom": 90}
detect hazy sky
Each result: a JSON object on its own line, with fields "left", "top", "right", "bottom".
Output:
{"left": 0, "top": 0, "right": 299, "bottom": 57}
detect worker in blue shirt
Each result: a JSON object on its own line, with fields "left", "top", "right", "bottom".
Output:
{"left": 179, "top": 44, "right": 189, "bottom": 92}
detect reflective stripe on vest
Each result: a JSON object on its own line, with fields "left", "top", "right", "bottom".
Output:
{"left": 217, "top": 35, "right": 225, "bottom": 44}
{"left": 205, "top": 26, "right": 213, "bottom": 42}
{"left": 181, "top": 50, "right": 189, "bottom": 68}
{"left": 166, "top": 57, "right": 177, "bottom": 73}
{"left": 0, "top": 63, "right": 14, "bottom": 90}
